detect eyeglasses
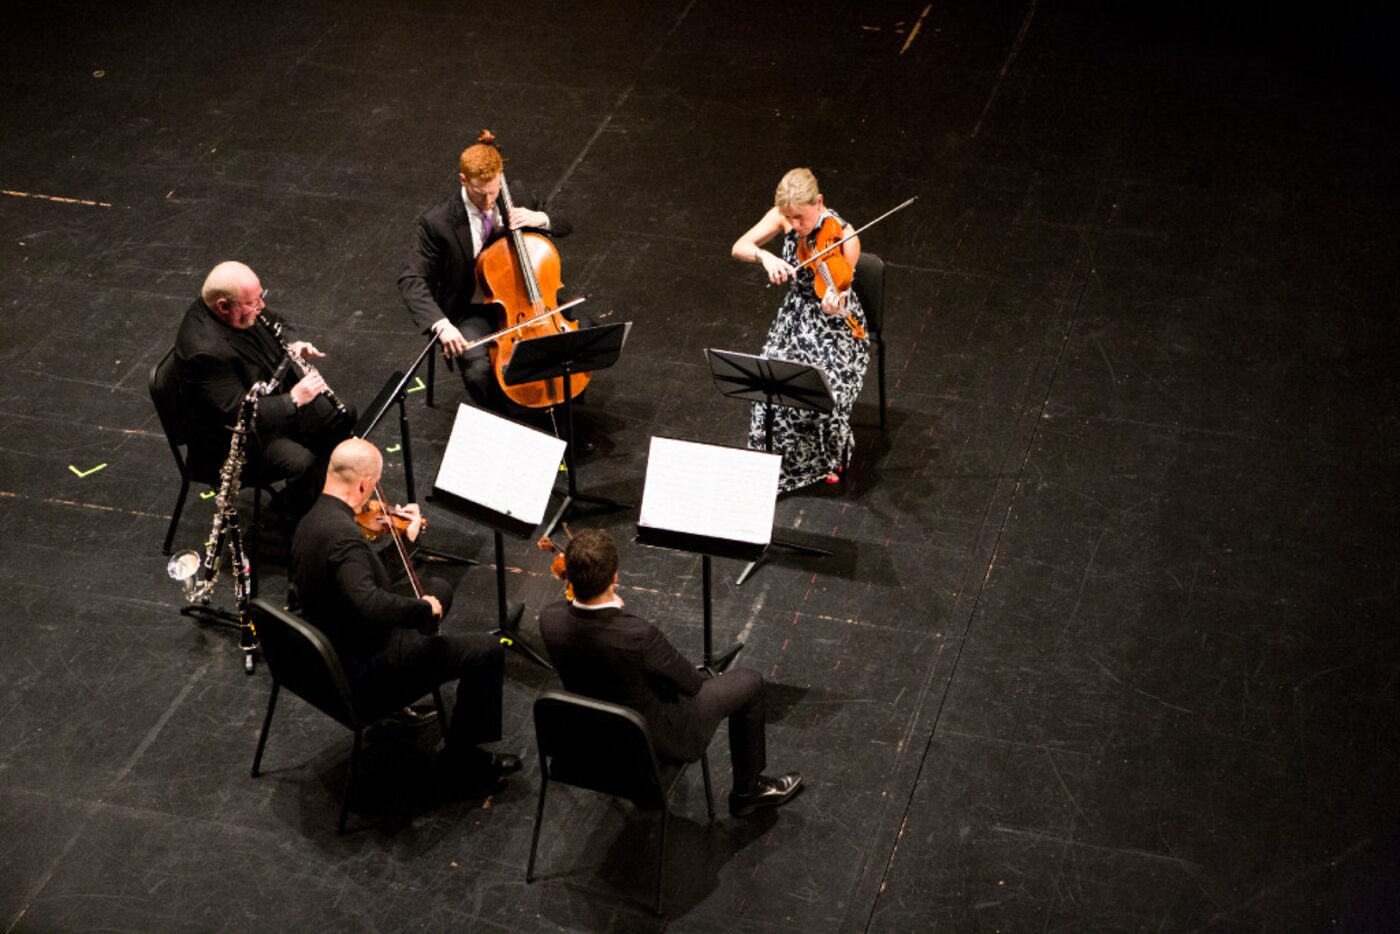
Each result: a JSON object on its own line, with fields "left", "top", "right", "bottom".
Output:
{"left": 235, "top": 288, "right": 269, "bottom": 308}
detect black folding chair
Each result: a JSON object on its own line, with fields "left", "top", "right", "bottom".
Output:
{"left": 148, "top": 347, "right": 278, "bottom": 560}
{"left": 527, "top": 689, "right": 715, "bottom": 916}
{"left": 248, "top": 599, "right": 447, "bottom": 833}
{"left": 852, "top": 252, "right": 889, "bottom": 430}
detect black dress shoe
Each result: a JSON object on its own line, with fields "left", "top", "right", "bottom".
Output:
{"left": 435, "top": 751, "right": 523, "bottom": 799}
{"left": 477, "top": 752, "right": 523, "bottom": 778}
{"left": 382, "top": 704, "right": 439, "bottom": 728}
{"left": 729, "top": 772, "right": 803, "bottom": 817}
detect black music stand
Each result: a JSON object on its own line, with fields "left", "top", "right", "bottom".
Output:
{"left": 355, "top": 335, "right": 476, "bottom": 567}
{"left": 431, "top": 493, "right": 553, "bottom": 670}
{"left": 503, "top": 322, "right": 632, "bottom": 539}
{"left": 635, "top": 437, "right": 781, "bottom": 670}
{"left": 706, "top": 349, "right": 835, "bottom": 585}
{"left": 431, "top": 404, "right": 567, "bottom": 670}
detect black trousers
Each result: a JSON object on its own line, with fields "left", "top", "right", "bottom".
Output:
{"left": 250, "top": 396, "right": 356, "bottom": 517}
{"left": 449, "top": 306, "right": 595, "bottom": 418}
{"left": 688, "top": 666, "right": 767, "bottom": 788}
{"left": 350, "top": 575, "right": 505, "bottom": 750}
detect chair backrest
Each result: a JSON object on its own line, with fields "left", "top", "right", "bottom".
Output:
{"left": 249, "top": 598, "right": 359, "bottom": 729}
{"left": 149, "top": 347, "right": 188, "bottom": 470}
{"left": 852, "top": 252, "right": 886, "bottom": 334}
{"left": 533, "top": 690, "right": 667, "bottom": 809}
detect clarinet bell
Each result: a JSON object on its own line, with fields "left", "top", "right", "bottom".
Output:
{"left": 168, "top": 549, "right": 203, "bottom": 603}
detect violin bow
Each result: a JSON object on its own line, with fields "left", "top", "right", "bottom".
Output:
{"left": 785, "top": 196, "right": 919, "bottom": 276}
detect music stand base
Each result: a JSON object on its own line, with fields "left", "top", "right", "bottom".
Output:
{"left": 541, "top": 491, "right": 634, "bottom": 541}
{"left": 735, "top": 536, "right": 832, "bottom": 586}
{"left": 414, "top": 545, "right": 479, "bottom": 567}
{"left": 492, "top": 602, "right": 554, "bottom": 670}
{"left": 711, "top": 641, "right": 744, "bottom": 673}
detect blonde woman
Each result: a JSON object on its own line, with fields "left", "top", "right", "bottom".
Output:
{"left": 731, "top": 168, "right": 870, "bottom": 489}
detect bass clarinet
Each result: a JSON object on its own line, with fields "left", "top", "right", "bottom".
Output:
{"left": 168, "top": 359, "right": 291, "bottom": 672}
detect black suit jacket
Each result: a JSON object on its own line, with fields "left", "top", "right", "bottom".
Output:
{"left": 290, "top": 494, "right": 435, "bottom": 679}
{"left": 397, "top": 183, "right": 572, "bottom": 334}
{"left": 538, "top": 602, "right": 714, "bottom": 762}
{"left": 173, "top": 298, "right": 298, "bottom": 475}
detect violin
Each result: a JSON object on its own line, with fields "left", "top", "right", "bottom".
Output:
{"left": 796, "top": 213, "right": 866, "bottom": 340}
{"left": 355, "top": 498, "right": 425, "bottom": 542}
{"left": 473, "top": 129, "right": 589, "bottom": 409}
{"left": 536, "top": 524, "right": 574, "bottom": 601}
{"left": 365, "top": 486, "right": 432, "bottom": 626}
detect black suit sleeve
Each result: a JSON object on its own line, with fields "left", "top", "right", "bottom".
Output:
{"left": 640, "top": 624, "right": 706, "bottom": 697}
{"left": 178, "top": 346, "right": 298, "bottom": 437}
{"left": 515, "top": 183, "right": 571, "bottom": 238}
{"left": 330, "top": 537, "right": 434, "bottom": 636}
{"left": 398, "top": 213, "right": 449, "bottom": 334}
{"left": 535, "top": 198, "right": 571, "bottom": 238}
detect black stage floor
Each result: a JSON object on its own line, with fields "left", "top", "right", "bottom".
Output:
{"left": 2, "top": 2, "right": 1396, "bottom": 931}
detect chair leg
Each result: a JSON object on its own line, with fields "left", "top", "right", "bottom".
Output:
{"left": 339, "top": 727, "right": 363, "bottom": 834}
{"left": 431, "top": 687, "right": 449, "bottom": 743}
{"left": 655, "top": 806, "right": 668, "bottom": 916}
{"left": 526, "top": 775, "right": 549, "bottom": 882}
{"left": 163, "top": 477, "right": 192, "bottom": 556}
{"left": 251, "top": 682, "right": 280, "bottom": 777}
{"left": 426, "top": 352, "right": 436, "bottom": 408}
{"left": 277, "top": 492, "right": 294, "bottom": 560}
{"left": 249, "top": 487, "right": 263, "bottom": 599}
{"left": 699, "top": 752, "right": 716, "bottom": 822}
{"left": 877, "top": 332, "right": 887, "bottom": 431}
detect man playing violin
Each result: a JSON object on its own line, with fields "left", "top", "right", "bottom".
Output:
{"left": 175, "top": 260, "right": 354, "bottom": 517}
{"left": 399, "top": 141, "right": 573, "bottom": 412}
{"left": 290, "top": 438, "right": 521, "bottom": 792}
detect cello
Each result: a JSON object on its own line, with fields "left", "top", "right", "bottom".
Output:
{"left": 473, "top": 130, "right": 589, "bottom": 409}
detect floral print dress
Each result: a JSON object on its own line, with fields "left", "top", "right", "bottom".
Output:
{"left": 746, "top": 216, "right": 870, "bottom": 491}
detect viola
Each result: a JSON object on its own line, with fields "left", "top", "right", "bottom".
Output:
{"left": 536, "top": 524, "right": 574, "bottom": 601}
{"left": 473, "top": 129, "right": 589, "bottom": 408}
{"left": 355, "top": 499, "right": 424, "bottom": 542}
{"left": 796, "top": 213, "right": 866, "bottom": 340}
{"left": 363, "top": 487, "right": 432, "bottom": 627}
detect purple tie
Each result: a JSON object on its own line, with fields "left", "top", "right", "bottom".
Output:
{"left": 480, "top": 211, "right": 495, "bottom": 245}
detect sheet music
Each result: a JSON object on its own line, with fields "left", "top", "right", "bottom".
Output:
{"left": 433, "top": 404, "right": 566, "bottom": 525}
{"left": 639, "top": 437, "right": 781, "bottom": 545}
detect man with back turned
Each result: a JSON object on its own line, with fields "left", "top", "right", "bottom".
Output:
{"left": 538, "top": 529, "right": 803, "bottom": 816}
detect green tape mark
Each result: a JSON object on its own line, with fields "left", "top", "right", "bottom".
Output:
{"left": 68, "top": 463, "right": 108, "bottom": 478}
{"left": 405, "top": 377, "right": 427, "bottom": 394}
{"left": 200, "top": 490, "right": 217, "bottom": 500}
{"left": 385, "top": 444, "right": 402, "bottom": 454}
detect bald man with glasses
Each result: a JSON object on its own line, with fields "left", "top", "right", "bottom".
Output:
{"left": 174, "top": 260, "right": 354, "bottom": 518}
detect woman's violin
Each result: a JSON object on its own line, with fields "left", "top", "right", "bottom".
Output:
{"left": 779, "top": 196, "right": 919, "bottom": 340}
{"left": 796, "top": 213, "right": 866, "bottom": 340}
{"left": 356, "top": 499, "right": 425, "bottom": 542}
